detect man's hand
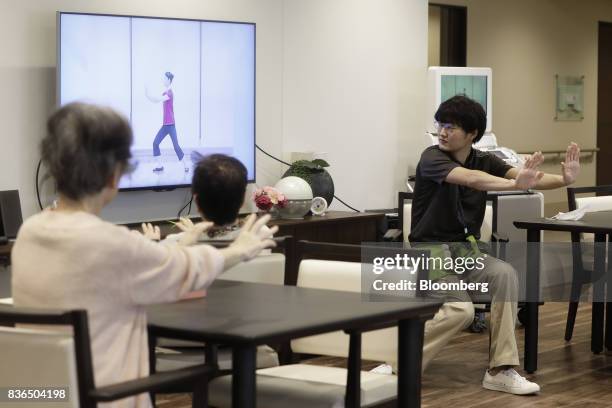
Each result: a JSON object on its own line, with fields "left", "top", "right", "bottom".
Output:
{"left": 141, "top": 223, "right": 161, "bottom": 241}
{"left": 561, "top": 142, "right": 580, "bottom": 186}
{"left": 514, "top": 152, "right": 545, "bottom": 190}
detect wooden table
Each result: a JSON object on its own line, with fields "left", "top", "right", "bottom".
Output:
{"left": 130, "top": 211, "right": 385, "bottom": 285}
{"left": 147, "top": 280, "right": 441, "bottom": 408}
{"left": 269, "top": 211, "right": 385, "bottom": 284}
{"left": 514, "top": 210, "right": 612, "bottom": 373}
{"left": 269, "top": 211, "right": 384, "bottom": 244}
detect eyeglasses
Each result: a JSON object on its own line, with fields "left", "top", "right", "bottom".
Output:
{"left": 434, "top": 122, "right": 461, "bottom": 133}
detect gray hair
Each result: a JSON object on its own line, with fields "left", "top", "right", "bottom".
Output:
{"left": 41, "top": 102, "right": 133, "bottom": 200}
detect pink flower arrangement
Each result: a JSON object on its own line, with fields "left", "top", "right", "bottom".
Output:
{"left": 253, "top": 186, "right": 288, "bottom": 211}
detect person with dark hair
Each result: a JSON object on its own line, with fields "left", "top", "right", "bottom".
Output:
{"left": 12, "top": 103, "right": 277, "bottom": 408}
{"left": 193, "top": 154, "right": 248, "bottom": 227}
{"left": 146, "top": 71, "right": 189, "bottom": 173}
{"left": 156, "top": 154, "right": 270, "bottom": 244}
{"left": 405, "top": 95, "right": 581, "bottom": 394}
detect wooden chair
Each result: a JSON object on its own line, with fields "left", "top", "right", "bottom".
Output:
{"left": 564, "top": 185, "right": 612, "bottom": 341}
{"left": 0, "top": 306, "right": 212, "bottom": 408}
{"left": 206, "top": 240, "right": 430, "bottom": 408}
{"left": 149, "top": 237, "right": 294, "bottom": 402}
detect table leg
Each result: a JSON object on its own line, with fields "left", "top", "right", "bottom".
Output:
{"left": 606, "top": 234, "right": 612, "bottom": 351}
{"left": 345, "top": 332, "right": 362, "bottom": 408}
{"left": 232, "top": 344, "right": 256, "bottom": 408}
{"left": 398, "top": 318, "right": 425, "bottom": 408}
{"left": 592, "top": 233, "right": 606, "bottom": 354}
{"left": 524, "top": 229, "right": 540, "bottom": 374}
{"left": 606, "top": 302, "right": 612, "bottom": 351}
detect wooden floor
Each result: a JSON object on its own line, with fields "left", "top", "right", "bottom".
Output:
{"left": 158, "top": 302, "right": 612, "bottom": 407}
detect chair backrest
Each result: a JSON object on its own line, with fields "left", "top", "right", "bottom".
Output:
{"left": 219, "top": 253, "right": 286, "bottom": 285}
{"left": 398, "top": 191, "right": 497, "bottom": 243}
{"left": 211, "top": 236, "right": 293, "bottom": 286}
{"left": 289, "top": 241, "right": 428, "bottom": 365}
{"left": 0, "top": 326, "right": 79, "bottom": 407}
{"left": 0, "top": 190, "right": 23, "bottom": 239}
{"left": 568, "top": 185, "right": 612, "bottom": 212}
{"left": 0, "top": 307, "right": 94, "bottom": 408}
{"left": 567, "top": 185, "right": 612, "bottom": 249}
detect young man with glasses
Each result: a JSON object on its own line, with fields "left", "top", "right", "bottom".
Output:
{"left": 408, "top": 95, "right": 580, "bottom": 394}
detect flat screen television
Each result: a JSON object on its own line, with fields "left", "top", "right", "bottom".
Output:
{"left": 57, "top": 12, "right": 256, "bottom": 190}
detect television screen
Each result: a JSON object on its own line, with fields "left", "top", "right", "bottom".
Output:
{"left": 441, "top": 75, "right": 487, "bottom": 113}
{"left": 58, "top": 12, "right": 255, "bottom": 190}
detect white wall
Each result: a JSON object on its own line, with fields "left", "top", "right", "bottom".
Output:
{"left": 0, "top": 0, "right": 284, "bottom": 223}
{"left": 282, "top": 0, "right": 429, "bottom": 211}
{"left": 431, "top": 0, "right": 612, "bottom": 213}
{"left": 2, "top": 0, "right": 429, "bottom": 222}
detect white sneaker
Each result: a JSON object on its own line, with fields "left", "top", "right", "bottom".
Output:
{"left": 482, "top": 368, "right": 540, "bottom": 395}
{"left": 369, "top": 364, "right": 393, "bottom": 375}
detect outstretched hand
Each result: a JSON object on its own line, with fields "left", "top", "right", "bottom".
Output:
{"left": 141, "top": 223, "right": 161, "bottom": 241}
{"left": 229, "top": 214, "right": 278, "bottom": 261}
{"left": 173, "top": 217, "right": 213, "bottom": 246}
{"left": 561, "top": 142, "right": 580, "bottom": 186}
{"left": 515, "top": 151, "right": 545, "bottom": 190}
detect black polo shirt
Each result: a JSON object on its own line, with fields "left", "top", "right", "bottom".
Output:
{"left": 408, "top": 146, "right": 512, "bottom": 243}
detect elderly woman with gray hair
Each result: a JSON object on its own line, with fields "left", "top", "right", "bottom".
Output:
{"left": 11, "top": 102, "right": 277, "bottom": 408}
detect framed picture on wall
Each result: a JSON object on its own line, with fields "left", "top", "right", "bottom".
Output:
{"left": 555, "top": 75, "right": 584, "bottom": 121}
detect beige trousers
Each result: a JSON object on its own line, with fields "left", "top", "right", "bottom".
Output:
{"left": 395, "top": 255, "right": 520, "bottom": 371}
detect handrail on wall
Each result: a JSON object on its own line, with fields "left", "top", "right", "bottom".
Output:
{"left": 516, "top": 147, "right": 599, "bottom": 160}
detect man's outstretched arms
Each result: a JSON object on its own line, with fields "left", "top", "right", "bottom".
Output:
{"left": 445, "top": 153, "right": 545, "bottom": 191}
{"left": 444, "top": 143, "right": 580, "bottom": 192}
{"left": 504, "top": 143, "right": 580, "bottom": 190}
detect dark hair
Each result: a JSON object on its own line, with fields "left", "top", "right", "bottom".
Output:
{"left": 165, "top": 72, "right": 174, "bottom": 83}
{"left": 434, "top": 95, "right": 487, "bottom": 142}
{"left": 41, "top": 103, "right": 133, "bottom": 200}
{"left": 192, "top": 154, "right": 248, "bottom": 225}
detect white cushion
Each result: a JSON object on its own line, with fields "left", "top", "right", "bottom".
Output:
{"left": 219, "top": 253, "right": 285, "bottom": 285}
{"left": 156, "top": 345, "right": 279, "bottom": 372}
{"left": 293, "top": 260, "right": 399, "bottom": 364}
{"left": 0, "top": 326, "right": 79, "bottom": 408}
{"left": 209, "top": 364, "right": 396, "bottom": 408}
{"left": 576, "top": 195, "right": 612, "bottom": 212}
{"left": 297, "top": 259, "right": 363, "bottom": 293}
{"left": 576, "top": 196, "right": 612, "bottom": 243}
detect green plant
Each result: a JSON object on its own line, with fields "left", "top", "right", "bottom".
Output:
{"left": 283, "top": 159, "right": 334, "bottom": 206}
{"left": 284, "top": 159, "right": 329, "bottom": 185}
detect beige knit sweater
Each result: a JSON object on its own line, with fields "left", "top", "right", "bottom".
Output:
{"left": 12, "top": 210, "right": 225, "bottom": 408}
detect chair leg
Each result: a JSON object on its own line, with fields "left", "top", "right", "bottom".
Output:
{"left": 192, "top": 377, "right": 208, "bottom": 408}
{"left": 565, "top": 302, "right": 579, "bottom": 341}
{"left": 565, "top": 279, "right": 583, "bottom": 341}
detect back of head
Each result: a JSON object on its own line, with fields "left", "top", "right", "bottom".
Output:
{"left": 434, "top": 95, "right": 487, "bottom": 142}
{"left": 41, "top": 103, "right": 133, "bottom": 200}
{"left": 192, "top": 154, "right": 248, "bottom": 225}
